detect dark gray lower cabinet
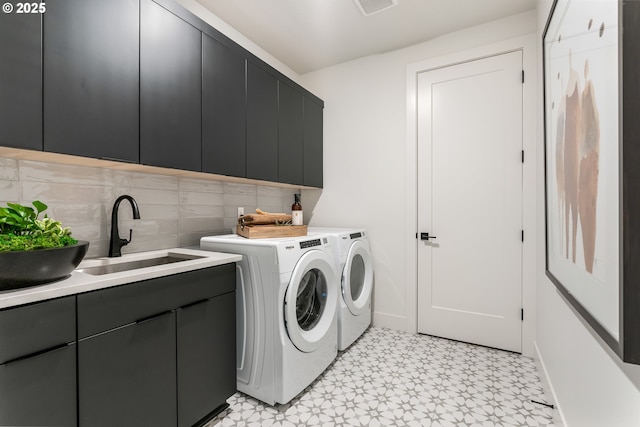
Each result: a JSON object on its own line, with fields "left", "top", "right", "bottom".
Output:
{"left": 79, "top": 311, "right": 177, "bottom": 427}
{"left": 0, "top": 344, "right": 77, "bottom": 427}
{"left": 77, "top": 264, "right": 236, "bottom": 426}
{"left": 177, "top": 291, "right": 236, "bottom": 427}
{"left": 0, "top": 265, "right": 236, "bottom": 426}
{"left": 0, "top": 296, "right": 76, "bottom": 426}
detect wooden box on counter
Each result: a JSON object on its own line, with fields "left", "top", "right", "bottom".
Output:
{"left": 235, "top": 225, "right": 307, "bottom": 239}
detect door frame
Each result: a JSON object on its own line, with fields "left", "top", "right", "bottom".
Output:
{"left": 405, "top": 34, "right": 538, "bottom": 357}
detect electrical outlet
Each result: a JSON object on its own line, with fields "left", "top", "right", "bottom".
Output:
{"left": 237, "top": 207, "right": 244, "bottom": 218}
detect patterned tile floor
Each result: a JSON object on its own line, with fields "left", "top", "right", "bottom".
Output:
{"left": 207, "top": 327, "right": 555, "bottom": 426}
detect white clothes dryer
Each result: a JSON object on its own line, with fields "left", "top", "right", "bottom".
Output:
{"left": 307, "top": 227, "right": 373, "bottom": 351}
{"left": 200, "top": 233, "right": 338, "bottom": 405}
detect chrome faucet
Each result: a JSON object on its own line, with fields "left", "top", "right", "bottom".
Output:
{"left": 108, "top": 195, "right": 141, "bottom": 257}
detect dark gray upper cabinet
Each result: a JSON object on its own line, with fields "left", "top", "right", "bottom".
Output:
{"left": 246, "top": 63, "right": 279, "bottom": 182}
{"left": 0, "top": 12, "right": 42, "bottom": 151}
{"left": 278, "top": 82, "right": 304, "bottom": 185}
{"left": 202, "top": 35, "right": 247, "bottom": 177}
{"left": 43, "top": 0, "right": 139, "bottom": 163}
{"left": 0, "top": 0, "right": 324, "bottom": 187}
{"left": 140, "top": 0, "right": 202, "bottom": 172}
{"left": 304, "top": 97, "right": 324, "bottom": 188}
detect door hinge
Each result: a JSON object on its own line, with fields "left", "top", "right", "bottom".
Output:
{"left": 521, "top": 230, "right": 524, "bottom": 242}
{"left": 522, "top": 70, "right": 525, "bottom": 83}
{"left": 416, "top": 232, "right": 418, "bottom": 239}
{"left": 521, "top": 308, "right": 524, "bottom": 321}
{"left": 521, "top": 150, "right": 524, "bottom": 163}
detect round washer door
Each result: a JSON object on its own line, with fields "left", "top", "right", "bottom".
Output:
{"left": 342, "top": 240, "right": 373, "bottom": 316}
{"left": 284, "top": 250, "right": 338, "bottom": 353}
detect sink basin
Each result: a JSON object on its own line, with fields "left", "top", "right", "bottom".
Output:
{"left": 77, "top": 254, "right": 205, "bottom": 276}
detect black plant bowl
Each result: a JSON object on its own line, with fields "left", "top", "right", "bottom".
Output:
{"left": 0, "top": 241, "right": 90, "bottom": 291}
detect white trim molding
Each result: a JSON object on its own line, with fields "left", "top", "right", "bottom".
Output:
{"left": 405, "top": 34, "right": 538, "bottom": 357}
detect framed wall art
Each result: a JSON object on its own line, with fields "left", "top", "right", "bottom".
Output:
{"left": 543, "top": 0, "right": 640, "bottom": 364}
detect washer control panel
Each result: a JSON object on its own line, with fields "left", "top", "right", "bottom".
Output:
{"left": 299, "top": 238, "right": 322, "bottom": 249}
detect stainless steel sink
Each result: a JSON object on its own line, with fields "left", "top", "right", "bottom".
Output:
{"left": 77, "top": 254, "right": 205, "bottom": 276}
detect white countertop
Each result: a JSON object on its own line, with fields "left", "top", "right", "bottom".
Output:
{"left": 0, "top": 248, "right": 241, "bottom": 310}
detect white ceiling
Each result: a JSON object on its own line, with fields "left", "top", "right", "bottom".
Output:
{"left": 195, "top": 0, "right": 537, "bottom": 74}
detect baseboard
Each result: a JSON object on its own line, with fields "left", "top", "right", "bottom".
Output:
{"left": 534, "top": 341, "right": 567, "bottom": 427}
{"left": 372, "top": 311, "right": 408, "bottom": 332}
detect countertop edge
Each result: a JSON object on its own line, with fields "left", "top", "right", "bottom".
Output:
{"left": 0, "top": 248, "right": 242, "bottom": 310}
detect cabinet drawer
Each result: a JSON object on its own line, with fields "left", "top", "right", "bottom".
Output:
{"left": 78, "top": 264, "right": 235, "bottom": 338}
{"left": 0, "top": 296, "right": 75, "bottom": 364}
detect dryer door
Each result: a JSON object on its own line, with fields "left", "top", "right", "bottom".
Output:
{"left": 284, "top": 250, "right": 338, "bottom": 353}
{"left": 342, "top": 240, "right": 373, "bottom": 316}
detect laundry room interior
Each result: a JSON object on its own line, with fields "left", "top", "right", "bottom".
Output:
{"left": 1, "top": 0, "right": 640, "bottom": 426}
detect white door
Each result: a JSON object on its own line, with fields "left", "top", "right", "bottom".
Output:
{"left": 417, "top": 51, "right": 523, "bottom": 353}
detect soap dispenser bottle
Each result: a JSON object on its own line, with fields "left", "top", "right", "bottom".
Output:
{"left": 292, "top": 194, "right": 303, "bottom": 225}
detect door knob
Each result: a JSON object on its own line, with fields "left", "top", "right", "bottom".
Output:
{"left": 420, "top": 232, "right": 437, "bottom": 241}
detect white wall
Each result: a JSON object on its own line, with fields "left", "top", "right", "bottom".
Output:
{"left": 300, "top": 11, "right": 537, "bottom": 334}
{"left": 534, "top": 1, "right": 640, "bottom": 426}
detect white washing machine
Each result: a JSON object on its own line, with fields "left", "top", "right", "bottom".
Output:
{"left": 200, "top": 233, "right": 338, "bottom": 405}
{"left": 308, "top": 227, "right": 373, "bottom": 351}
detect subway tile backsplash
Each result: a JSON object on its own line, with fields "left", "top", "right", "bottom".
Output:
{"left": 0, "top": 158, "right": 298, "bottom": 258}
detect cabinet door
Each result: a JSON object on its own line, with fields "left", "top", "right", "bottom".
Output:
{"left": 43, "top": 0, "right": 139, "bottom": 162}
{"left": 304, "top": 97, "right": 324, "bottom": 188}
{"left": 246, "top": 63, "right": 278, "bottom": 182}
{"left": 0, "top": 344, "right": 76, "bottom": 427}
{"left": 177, "top": 292, "right": 236, "bottom": 427}
{"left": 0, "top": 11, "right": 42, "bottom": 150}
{"left": 78, "top": 312, "right": 177, "bottom": 427}
{"left": 278, "top": 82, "right": 304, "bottom": 185}
{"left": 202, "top": 35, "right": 246, "bottom": 177}
{"left": 141, "top": 0, "right": 202, "bottom": 172}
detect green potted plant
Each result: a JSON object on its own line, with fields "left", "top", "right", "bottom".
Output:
{"left": 0, "top": 201, "right": 89, "bottom": 290}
